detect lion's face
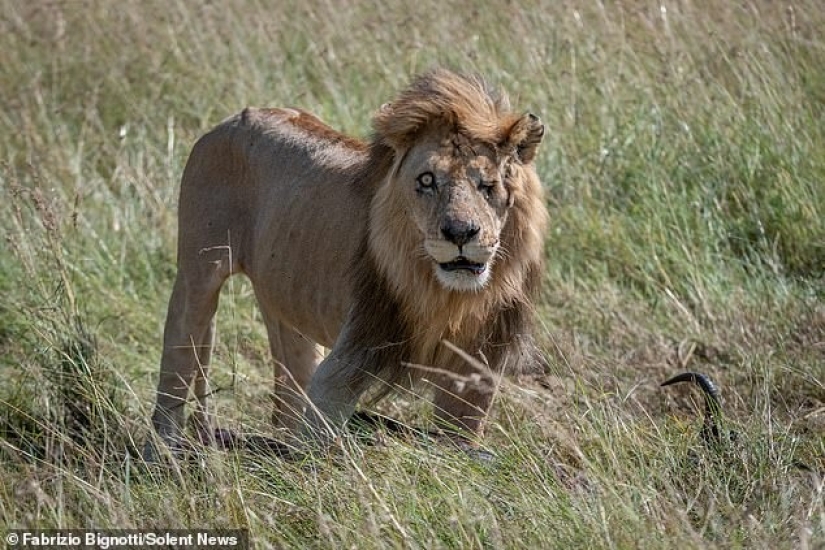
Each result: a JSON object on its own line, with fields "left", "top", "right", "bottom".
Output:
{"left": 395, "top": 130, "right": 512, "bottom": 292}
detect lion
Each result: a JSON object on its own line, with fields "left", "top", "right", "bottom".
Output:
{"left": 146, "top": 69, "right": 547, "bottom": 457}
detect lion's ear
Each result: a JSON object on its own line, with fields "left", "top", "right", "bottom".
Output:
{"left": 373, "top": 102, "right": 416, "bottom": 152}
{"left": 504, "top": 113, "right": 544, "bottom": 164}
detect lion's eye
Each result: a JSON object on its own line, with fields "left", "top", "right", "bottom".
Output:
{"left": 478, "top": 180, "right": 498, "bottom": 196}
{"left": 417, "top": 172, "right": 436, "bottom": 190}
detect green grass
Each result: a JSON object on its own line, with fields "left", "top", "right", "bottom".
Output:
{"left": 1, "top": 0, "right": 823, "bottom": 547}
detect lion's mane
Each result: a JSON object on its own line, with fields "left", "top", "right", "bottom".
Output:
{"left": 339, "top": 69, "right": 547, "bottom": 396}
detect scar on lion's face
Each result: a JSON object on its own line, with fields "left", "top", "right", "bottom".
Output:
{"left": 395, "top": 132, "right": 511, "bottom": 292}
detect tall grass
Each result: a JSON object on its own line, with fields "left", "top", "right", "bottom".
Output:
{"left": 1, "top": 0, "right": 823, "bottom": 547}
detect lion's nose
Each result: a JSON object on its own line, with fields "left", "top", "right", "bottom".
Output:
{"left": 441, "top": 219, "right": 480, "bottom": 247}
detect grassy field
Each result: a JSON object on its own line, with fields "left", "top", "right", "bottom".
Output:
{"left": 1, "top": 0, "right": 823, "bottom": 547}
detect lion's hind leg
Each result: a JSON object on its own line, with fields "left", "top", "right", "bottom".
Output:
{"left": 146, "top": 253, "right": 229, "bottom": 459}
{"left": 261, "top": 318, "right": 323, "bottom": 435}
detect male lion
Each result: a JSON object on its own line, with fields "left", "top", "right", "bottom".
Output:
{"left": 146, "top": 69, "right": 547, "bottom": 457}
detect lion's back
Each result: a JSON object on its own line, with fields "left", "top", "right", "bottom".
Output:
{"left": 176, "top": 107, "right": 371, "bottom": 345}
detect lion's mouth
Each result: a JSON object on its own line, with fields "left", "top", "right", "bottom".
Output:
{"left": 438, "top": 257, "right": 487, "bottom": 275}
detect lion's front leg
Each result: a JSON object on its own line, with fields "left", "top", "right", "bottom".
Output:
{"left": 298, "top": 318, "right": 383, "bottom": 448}
{"left": 300, "top": 348, "right": 365, "bottom": 447}
{"left": 431, "top": 364, "right": 497, "bottom": 441}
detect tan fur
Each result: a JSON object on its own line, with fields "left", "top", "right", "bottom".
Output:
{"left": 146, "top": 69, "right": 547, "bottom": 455}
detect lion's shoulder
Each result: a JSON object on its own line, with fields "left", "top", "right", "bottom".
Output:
{"left": 237, "top": 107, "right": 368, "bottom": 152}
